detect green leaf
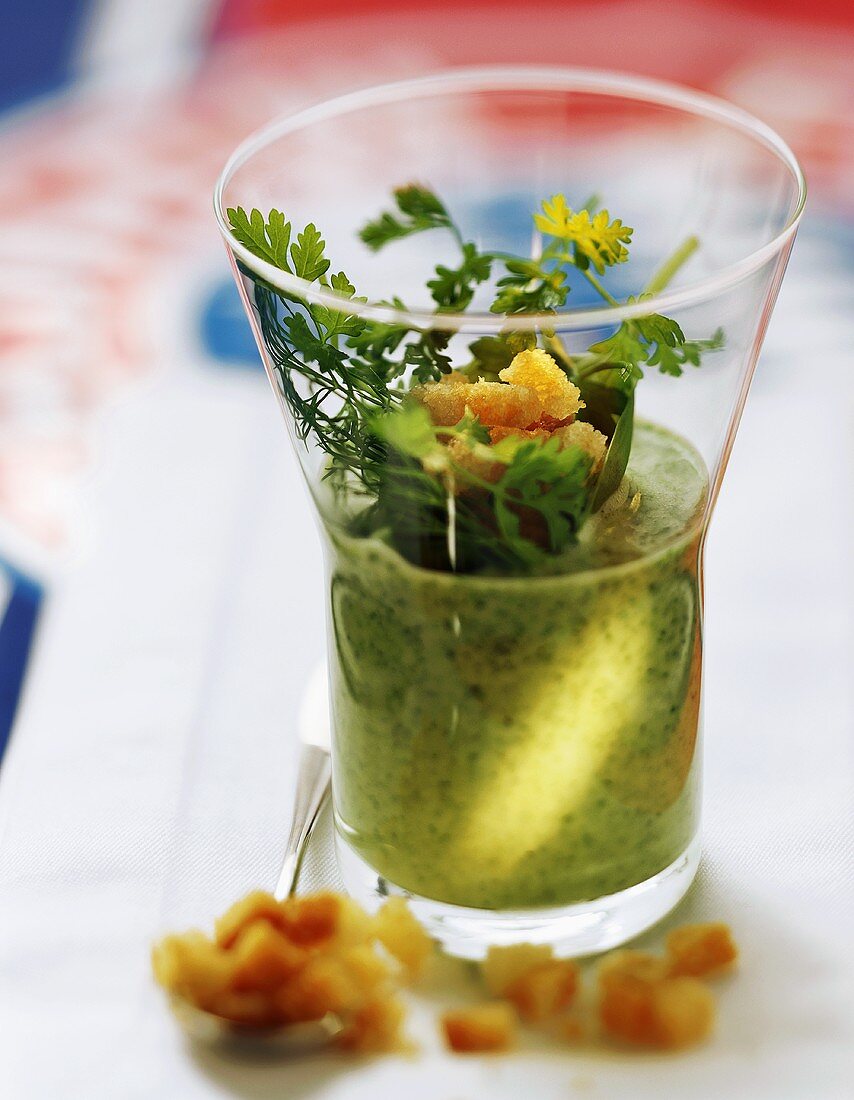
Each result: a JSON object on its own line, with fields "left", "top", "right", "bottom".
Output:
{"left": 634, "top": 312, "right": 685, "bottom": 349}
{"left": 287, "top": 311, "right": 348, "bottom": 373}
{"left": 450, "top": 410, "right": 490, "bottom": 447}
{"left": 403, "top": 331, "right": 452, "bottom": 382}
{"left": 227, "top": 207, "right": 292, "bottom": 271}
{"left": 370, "top": 403, "right": 438, "bottom": 461}
{"left": 312, "top": 271, "right": 366, "bottom": 342}
{"left": 329, "top": 270, "right": 357, "bottom": 297}
{"left": 490, "top": 262, "right": 568, "bottom": 314}
{"left": 467, "top": 335, "right": 513, "bottom": 375}
{"left": 290, "top": 223, "right": 330, "bottom": 282}
{"left": 590, "top": 388, "right": 635, "bottom": 512}
{"left": 427, "top": 243, "right": 492, "bottom": 310}
{"left": 358, "top": 184, "right": 454, "bottom": 251}
{"left": 646, "top": 326, "right": 724, "bottom": 377}
{"left": 346, "top": 298, "right": 410, "bottom": 361}
{"left": 490, "top": 437, "right": 593, "bottom": 557}
{"left": 394, "top": 184, "right": 450, "bottom": 222}
{"left": 467, "top": 332, "right": 536, "bottom": 377}
{"left": 587, "top": 323, "right": 647, "bottom": 380}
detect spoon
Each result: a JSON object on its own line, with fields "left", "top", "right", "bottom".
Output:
{"left": 173, "top": 665, "right": 338, "bottom": 1053}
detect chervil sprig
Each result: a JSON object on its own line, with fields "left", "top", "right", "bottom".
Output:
{"left": 359, "top": 184, "right": 461, "bottom": 250}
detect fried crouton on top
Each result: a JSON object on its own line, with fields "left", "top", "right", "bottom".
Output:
{"left": 498, "top": 348, "right": 583, "bottom": 421}
{"left": 414, "top": 376, "right": 542, "bottom": 429}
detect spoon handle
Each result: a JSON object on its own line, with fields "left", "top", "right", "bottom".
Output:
{"left": 274, "top": 744, "right": 331, "bottom": 900}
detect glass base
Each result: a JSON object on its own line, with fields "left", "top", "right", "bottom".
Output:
{"left": 336, "top": 832, "right": 702, "bottom": 959}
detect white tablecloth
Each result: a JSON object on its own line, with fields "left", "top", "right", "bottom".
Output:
{"left": 0, "top": 226, "right": 852, "bottom": 1099}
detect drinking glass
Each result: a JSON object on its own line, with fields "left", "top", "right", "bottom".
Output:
{"left": 215, "top": 68, "right": 805, "bottom": 957}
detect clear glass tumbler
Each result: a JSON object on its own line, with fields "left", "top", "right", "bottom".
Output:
{"left": 215, "top": 68, "right": 805, "bottom": 957}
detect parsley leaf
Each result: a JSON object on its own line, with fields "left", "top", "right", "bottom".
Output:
{"left": 489, "top": 436, "right": 593, "bottom": 560}
{"left": 227, "top": 207, "right": 293, "bottom": 270}
{"left": 645, "top": 326, "right": 725, "bottom": 377}
{"left": 290, "top": 223, "right": 330, "bottom": 282}
{"left": 428, "top": 243, "right": 492, "bottom": 310}
{"left": 588, "top": 310, "right": 723, "bottom": 381}
{"left": 345, "top": 297, "right": 410, "bottom": 363}
{"left": 403, "top": 330, "right": 453, "bottom": 382}
{"left": 491, "top": 258, "right": 569, "bottom": 315}
{"left": 359, "top": 184, "right": 455, "bottom": 250}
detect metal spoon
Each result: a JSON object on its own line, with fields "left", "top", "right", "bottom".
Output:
{"left": 173, "top": 666, "right": 338, "bottom": 1053}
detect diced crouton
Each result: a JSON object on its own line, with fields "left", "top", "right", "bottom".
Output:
{"left": 561, "top": 1017, "right": 585, "bottom": 1043}
{"left": 276, "top": 956, "right": 361, "bottom": 1022}
{"left": 151, "top": 932, "right": 233, "bottom": 1006}
{"left": 482, "top": 942, "right": 554, "bottom": 996}
{"left": 666, "top": 923, "right": 738, "bottom": 978}
{"left": 340, "top": 943, "right": 393, "bottom": 991}
{"left": 334, "top": 895, "right": 376, "bottom": 949}
{"left": 214, "top": 891, "right": 286, "bottom": 949}
{"left": 230, "top": 921, "right": 307, "bottom": 992}
{"left": 598, "top": 951, "right": 715, "bottom": 1049}
{"left": 488, "top": 425, "right": 549, "bottom": 446}
{"left": 280, "top": 891, "right": 342, "bottom": 947}
{"left": 464, "top": 381, "right": 543, "bottom": 428}
{"left": 505, "top": 959, "right": 579, "bottom": 1022}
{"left": 373, "top": 897, "right": 433, "bottom": 978}
{"left": 441, "top": 1002, "right": 517, "bottom": 1053}
{"left": 414, "top": 378, "right": 542, "bottom": 429}
{"left": 553, "top": 420, "right": 608, "bottom": 471}
{"left": 599, "top": 950, "right": 670, "bottom": 985}
{"left": 154, "top": 889, "right": 413, "bottom": 1046}
{"left": 598, "top": 951, "right": 672, "bottom": 1047}
{"left": 650, "top": 978, "right": 715, "bottom": 1048}
{"left": 339, "top": 995, "right": 407, "bottom": 1053}
{"left": 499, "top": 349, "right": 582, "bottom": 421}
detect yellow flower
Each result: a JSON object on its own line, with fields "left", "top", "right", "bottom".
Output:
{"left": 534, "top": 194, "right": 633, "bottom": 274}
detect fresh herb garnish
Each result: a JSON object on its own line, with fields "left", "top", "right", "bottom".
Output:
{"left": 227, "top": 184, "right": 722, "bottom": 571}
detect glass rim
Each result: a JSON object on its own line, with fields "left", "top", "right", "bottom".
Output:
{"left": 213, "top": 65, "right": 807, "bottom": 333}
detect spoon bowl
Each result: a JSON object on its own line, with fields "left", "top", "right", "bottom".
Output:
{"left": 171, "top": 996, "right": 343, "bottom": 1056}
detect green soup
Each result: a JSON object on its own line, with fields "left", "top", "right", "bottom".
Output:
{"left": 327, "top": 422, "right": 707, "bottom": 910}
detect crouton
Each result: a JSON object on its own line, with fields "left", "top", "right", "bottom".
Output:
{"left": 598, "top": 950, "right": 715, "bottom": 1049}
{"left": 505, "top": 959, "right": 579, "bottom": 1022}
{"left": 441, "top": 1002, "right": 517, "bottom": 1053}
{"left": 499, "top": 348, "right": 583, "bottom": 421}
{"left": 339, "top": 995, "right": 408, "bottom": 1053}
{"left": 153, "top": 889, "right": 421, "bottom": 1051}
{"left": 666, "top": 923, "right": 738, "bottom": 978}
{"left": 553, "top": 419, "right": 608, "bottom": 471}
{"left": 373, "top": 897, "right": 433, "bottom": 978}
{"left": 649, "top": 978, "right": 716, "bottom": 1048}
{"left": 230, "top": 921, "right": 307, "bottom": 992}
{"left": 482, "top": 943, "right": 555, "bottom": 995}
{"left": 414, "top": 377, "right": 542, "bottom": 429}
{"left": 151, "top": 931, "right": 233, "bottom": 1008}
{"left": 280, "top": 891, "right": 343, "bottom": 947}
{"left": 214, "top": 891, "right": 287, "bottom": 949}
{"left": 276, "top": 955, "right": 362, "bottom": 1022}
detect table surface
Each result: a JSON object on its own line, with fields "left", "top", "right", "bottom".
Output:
{"left": 0, "top": 9, "right": 853, "bottom": 1100}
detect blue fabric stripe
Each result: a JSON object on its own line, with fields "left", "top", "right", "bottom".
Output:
{"left": 0, "top": 0, "right": 91, "bottom": 113}
{"left": 0, "top": 563, "right": 43, "bottom": 764}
